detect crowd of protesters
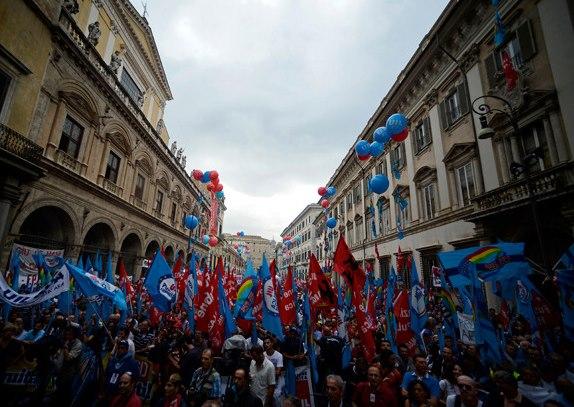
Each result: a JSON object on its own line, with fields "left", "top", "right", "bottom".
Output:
{"left": 1, "top": 294, "right": 573, "bottom": 407}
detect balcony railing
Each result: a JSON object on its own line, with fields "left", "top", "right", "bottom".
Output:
{"left": 103, "top": 178, "right": 123, "bottom": 197}
{"left": 0, "top": 123, "right": 43, "bottom": 161}
{"left": 55, "top": 149, "right": 81, "bottom": 173}
{"left": 472, "top": 163, "right": 573, "bottom": 213}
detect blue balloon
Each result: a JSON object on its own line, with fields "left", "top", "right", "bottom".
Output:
{"left": 370, "top": 141, "right": 384, "bottom": 158}
{"left": 354, "top": 140, "right": 371, "bottom": 157}
{"left": 202, "top": 235, "right": 210, "bottom": 245}
{"left": 215, "top": 191, "right": 224, "bottom": 199}
{"left": 184, "top": 215, "right": 199, "bottom": 230}
{"left": 326, "top": 217, "right": 337, "bottom": 229}
{"left": 373, "top": 126, "right": 391, "bottom": 144}
{"left": 201, "top": 171, "right": 211, "bottom": 183}
{"left": 326, "top": 186, "right": 336, "bottom": 197}
{"left": 240, "top": 231, "right": 245, "bottom": 237}
{"left": 386, "top": 113, "right": 408, "bottom": 135}
{"left": 369, "top": 174, "right": 390, "bottom": 194}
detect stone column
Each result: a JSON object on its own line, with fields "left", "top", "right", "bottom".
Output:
{"left": 509, "top": 134, "right": 522, "bottom": 165}
{"left": 496, "top": 140, "right": 509, "bottom": 184}
{"left": 448, "top": 170, "right": 459, "bottom": 209}
{"left": 542, "top": 116, "right": 559, "bottom": 165}
{"left": 549, "top": 111, "right": 569, "bottom": 162}
{"left": 98, "top": 137, "right": 110, "bottom": 184}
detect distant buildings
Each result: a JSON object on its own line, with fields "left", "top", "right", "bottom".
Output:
{"left": 222, "top": 233, "right": 277, "bottom": 269}
{"left": 278, "top": 204, "right": 323, "bottom": 279}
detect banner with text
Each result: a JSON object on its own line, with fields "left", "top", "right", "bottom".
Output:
{"left": 0, "top": 264, "right": 69, "bottom": 307}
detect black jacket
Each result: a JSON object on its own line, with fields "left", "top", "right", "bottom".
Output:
{"left": 222, "top": 386, "right": 263, "bottom": 407}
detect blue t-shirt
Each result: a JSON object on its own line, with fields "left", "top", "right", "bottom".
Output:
{"left": 401, "top": 372, "right": 440, "bottom": 398}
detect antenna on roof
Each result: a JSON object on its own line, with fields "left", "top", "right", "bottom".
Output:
{"left": 141, "top": 1, "right": 149, "bottom": 19}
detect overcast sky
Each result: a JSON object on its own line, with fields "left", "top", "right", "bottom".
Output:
{"left": 134, "top": 0, "right": 449, "bottom": 240}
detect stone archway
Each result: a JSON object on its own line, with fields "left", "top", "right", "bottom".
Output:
{"left": 18, "top": 205, "right": 76, "bottom": 253}
{"left": 83, "top": 222, "right": 116, "bottom": 263}
{"left": 164, "top": 245, "right": 174, "bottom": 266}
{"left": 144, "top": 240, "right": 160, "bottom": 259}
{"left": 120, "top": 232, "right": 142, "bottom": 278}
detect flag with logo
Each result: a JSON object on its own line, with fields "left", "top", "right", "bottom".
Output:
{"left": 67, "top": 262, "right": 126, "bottom": 311}
{"left": 143, "top": 250, "right": 176, "bottom": 312}
{"left": 260, "top": 255, "right": 284, "bottom": 341}
{"left": 279, "top": 265, "right": 297, "bottom": 327}
{"left": 233, "top": 260, "right": 259, "bottom": 320}
{"left": 410, "top": 259, "right": 428, "bottom": 337}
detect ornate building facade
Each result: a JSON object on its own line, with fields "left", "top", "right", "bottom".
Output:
{"left": 312, "top": 0, "right": 573, "bottom": 288}
{"left": 0, "top": 0, "right": 217, "bottom": 278}
{"left": 279, "top": 203, "right": 323, "bottom": 279}
{"left": 223, "top": 233, "right": 277, "bottom": 271}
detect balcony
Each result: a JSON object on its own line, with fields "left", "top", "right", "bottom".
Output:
{"left": 55, "top": 149, "right": 81, "bottom": 174}
{"left": 131, "top": 196, "right": 147, "bottom": 211}
{"left": 468, "top": 162, "right": 574, "bottom": 219}
{"left": 102, "top": 178, "right": 123, "bottom": 197}
{"left": 0, "top": 123, "right": 43, "bottom": 161}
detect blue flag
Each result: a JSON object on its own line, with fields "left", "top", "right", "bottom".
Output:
{"left": 233, "top": 260, "right": 259, "bottom": 320}
{"left": 106, "top": 251, "right": 114, "bottom": 285}
{"left": 94, "top": 250, "right": 103, "bottom": 277}
{"left": 494, "top": 11, "right": 506, "bottom": 47}
{"left": 260, "top": 255, "right": 284, "bottom": 341}
{"left": 184, "top": 254, "right": 198, "bottom": 332}
{"left": 410, "top": 260, "right": 428, "bottom": 337}
{"left": 556, "top": 244, "right": 574, "bottom": 340}
{"left": 217, "top": 259, "right": 237, "bottom": 338}
{"left": 67, "top": 262, "right": 127, "bottom": 311}
{"left": 144, "top": 250, "right": 175, "bottom": 312}
{"left": 85, "top": 255, "right": 94, "bottom": 274}
{"left": 3, "top": 253, "right": 21, "bottom": 320}
{"left": 77, "top": 254, "right": 84, "bottom": 271}
{"left": 385, "top": 266, "right": 397, "bottom": 352}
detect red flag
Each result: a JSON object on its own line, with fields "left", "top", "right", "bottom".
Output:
{"left": 502, "top": 50, "right": 518, "bottom": 91}
{"left": 499, "top": 299, "right": 510, "bottom": 330}
{"left": 118, "top": 259, "right": 134, "bottom": 301}
{"left": 394, "top": 290, "right": 417, "bottom": 356}
{"left": 270, "top": 259, "right": 280, "bottom": 300}
{"left": 309, "top": 254, "right": 337, "bottom": 315}
{"left": 532, "top": 291, "right": 560, "bottom": 330}
{"left": 208, "top": 259, "right": 225, "bottom": 354}
{"left": 333, "top": 237, "right": 366, "bottom": 309}
{"left": 176, "top": 265, "right": 189, "bottom": 308}
{"left": 195, "top": 267, "right": 215, "bottom": 332}
{"left": 253, "top": 279, "right": 263, "bottom": 322}
{"left": 356, "top": 304, "right": 376, "bottom": 362}
{"left": 279, "top": 265, "right": 296, "bottom": 326}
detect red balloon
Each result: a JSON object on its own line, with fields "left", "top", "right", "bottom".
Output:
{"left": 391, "top": 128, "right": 409, "bottom": 142}
{"left": 206, "top": 184, "right": 214, "bottom": 191}
{"left": 192, "top": 169, "right": 203, "bottom": 180}
{"left": 318, "top": 186, "right": 327, "bottom": 196}
{"left": 215, "top": 183, "right": 223, "bottom": 192}
{"left": 210, "top": 171, "right": 219, "bottom": 181}
{"left": 208, "top": 236, "right": 218, "bottom": 247}
{"left": 321, "top": 199, "right": 330, "bottom": 208}
{"left": 357, "top": 154, "right": 370, "bottom": 161}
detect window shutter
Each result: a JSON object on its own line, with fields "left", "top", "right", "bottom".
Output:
{"left": 423, "top": 117, "right": 431, "bottom": 143}
{"left": 458, "top": 83, "right": 469, "bottom": 115}
{"left": 517, "top": 20, "right": 536, "bottom": 61}
{"left": 400, "top": 143, "right": 406, "bottom": 167}
{"left": 485, "top": 53, "right": 497, "bottom": 88}
{"left": 439, "top": 101, "right": 448, "bottom": 130}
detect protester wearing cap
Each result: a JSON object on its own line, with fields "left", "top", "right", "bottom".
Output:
{"left": 104, "top": 339, "right": 140, "bottom": 399}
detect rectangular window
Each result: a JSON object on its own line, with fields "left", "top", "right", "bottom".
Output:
{"left": 347, "top": 224, "right": 354, "bottom": 246}
{"left": 422, "top": 183, "right": 437, "bottom": 220}
{"left": 346, "top": 193, "right": 353, "bottom": 210}
{"left": 456, "top": 162, "right": 476, "bottom": 206}
{"left": 170, "top": 202, "right": 177, "bottom": 222}
{"left": 376, "top": 159, "right": 387, "bottom": 176}
{"left": 0, "top": 69, "right": 10, "bottom": 116}
{"left": 378, "top": 257, "right": 390, "bottom": 279}
{"left": 339, "top": 202, "right": 345, "bottom": 217}
{"left": 439, "top": 84, "right": 469, "bottom": 130}
{"left": 415, "top": 117, "right": 432, "bottom": 153}
{"left": 395, "top": 190, "right": 410, "bottom": 227}
{"left": 420, "top": 252, "right": 438, "bottom": 289}
{"left": 134, "top": 174, "right": 145, "bottom": 200}
{"left": 105, "top": 151, "right": 121, "bottom": 183}
{"left": 59, "top": 115, "right": 84, "bottom": 159}
{"left": 446, "top": 92, "right": 461, "bottom": 123}
{"left": 355, "top": 219, "right": 363, "bottom": 245}
{"left": 367, "top": 211, "right": 375, "bottom": 240}
{"left": 380, "top": 202, "right": 391, "bottom": 235}
{"left": 120, "top": 70, "right": 142, "bottom": 104}
{"left": 363, "top": 176, "right": 371, "bottom": 197}
{"left": 156, "top": 190, "right": 164, "bottom": 213}
{"left": 353, "top": 184, "right": 362, "bottom": 204}
{"left": 391, "top": 144, "right": 406, "bottom": 170}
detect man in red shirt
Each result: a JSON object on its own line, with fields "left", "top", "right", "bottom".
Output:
{"left": 352, "top": 364, "right": 399, "bottom": 407}
{"left": 110, "top": 372, "right": 142, "bottom": 407}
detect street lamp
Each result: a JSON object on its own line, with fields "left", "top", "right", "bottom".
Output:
{"left": 471, "top": 94, "right": 548, "bottom": 274}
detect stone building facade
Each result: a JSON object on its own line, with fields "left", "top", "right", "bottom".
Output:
{"left": 223, "top": 233, "right": 277, "bottom": 271}
{"left": 0, "top": 0, "right": 217, "bottom": 278}
{"left": 279, "top": 203, "right": 323, "bottom": 279}
{"left": 311, "top": 0, "right": 573, "bottom": 287}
